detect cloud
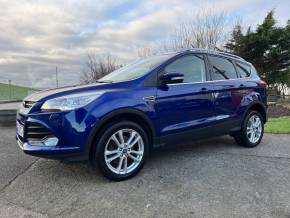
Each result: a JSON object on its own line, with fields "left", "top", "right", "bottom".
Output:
{"left": 0, "top": 0, "right": 289, "bottom": 88}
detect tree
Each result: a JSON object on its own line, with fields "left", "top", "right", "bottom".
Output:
{"left": 225, "top": 10, "right": 290, "bottom": 96}
{"left": 171, "top": 10, "right": 226, "bottom": 50}
{"left": 138, "top": 9, "right": 227, "bottom": 57}
{"left": 224, "top": 24, "right": 243, "bottom": 54}
{"left": 81, "top": 53, "right": 120, "bottom": 84}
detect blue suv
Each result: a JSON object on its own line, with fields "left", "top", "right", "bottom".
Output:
{"left": 16, "top": 49, "right": 267, "bottom": 180}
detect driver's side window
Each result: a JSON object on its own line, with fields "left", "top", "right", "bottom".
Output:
{"left": 164, "top": 55, "right": 206, "bottom": 83}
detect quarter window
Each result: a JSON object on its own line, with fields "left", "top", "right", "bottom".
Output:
{"left": 208, "top": 56, "right": 238, "bottom": 80}
{"left": 164, "top": 55, "right": 206, "bottom": 83}
{"left": 235, "top": 62, "right": 251, "bottom": 78}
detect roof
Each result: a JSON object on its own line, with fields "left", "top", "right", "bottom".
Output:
{"left": 178, "top": 48, "right": 245, "bottom": 61}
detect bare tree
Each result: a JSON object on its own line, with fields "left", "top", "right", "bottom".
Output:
{"left": 81, "top": 53, "right": 120, "bottom": 84}
{"left": 137, "top": 47, "right": 155, "bottom": 58}
{"left": 137, "top": 9, "right": 228, "bottom": 56}
{"left": 168, "top": 9, "right": 227, "bottom": 50}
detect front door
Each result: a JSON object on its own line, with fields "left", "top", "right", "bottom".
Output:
{"left": 154, "top": 54, "right": 216, "bottom": 145}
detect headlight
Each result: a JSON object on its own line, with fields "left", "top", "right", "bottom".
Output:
{"left": 41, "top": 92, "right": 104, "bottom": 111}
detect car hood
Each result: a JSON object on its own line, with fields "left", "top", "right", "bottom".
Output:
{"left": 24, "top": 82, "right": 120, "bottom": 102}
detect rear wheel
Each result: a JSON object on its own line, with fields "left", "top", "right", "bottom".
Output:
{"left": 233, "top": 110, "right": 264, "bottom": 148}
{"left": 92, "top": 121, "right": 149, "bottom": 181}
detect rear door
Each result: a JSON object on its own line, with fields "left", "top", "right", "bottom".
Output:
{"left": 234, "top": 60, "right": 266, "bottom": 113}
{"left": 155, "top": 54, "right": 216, "bottom": 144}
{"left": 207, "top": 55, "right": 243, "bottom": 131}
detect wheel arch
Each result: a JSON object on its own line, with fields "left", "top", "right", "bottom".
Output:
{"left": 244, "top": 102, "right": 267, "bottom": 123}
{"left": 86, "top": 108, "right": 157, "bottom": 160}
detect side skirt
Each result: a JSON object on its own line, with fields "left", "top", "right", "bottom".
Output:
{"left": 159, "top": 119, "right": 241, "bottom": 147}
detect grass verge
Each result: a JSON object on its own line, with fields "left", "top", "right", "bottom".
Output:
{"left": 0, "top": 83, "right": 37, "bottom": 101}
{"left": 265, "top": 116, "right": 290, "bottom": 134}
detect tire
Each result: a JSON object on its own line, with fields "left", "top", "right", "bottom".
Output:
{"left": 92, "top": 121, "right": 149, "bottom": 181}
{"left": 233, "top": 110, "right": 264, "bottom": 148}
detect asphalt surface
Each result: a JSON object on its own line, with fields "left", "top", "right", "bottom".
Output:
{"left": 1, "top": 127, "right": 290, "bottom": 218}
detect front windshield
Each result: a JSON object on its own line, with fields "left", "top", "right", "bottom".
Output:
{"left": 98, "top": 54, "right": 173, "bottom": 83}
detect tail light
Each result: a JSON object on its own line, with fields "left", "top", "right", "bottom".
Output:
{"left": 258, "top": 80, "right": 267, "bottom": 88}
{"left": 258, "top": 80, "right": 268, "bottom": 99}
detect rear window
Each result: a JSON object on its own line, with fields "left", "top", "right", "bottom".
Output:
{"left": 235, "top": 62, "right": 251, "bottom": 78}
{"left": 208, "top": 56, "right": 238, "bottom": 80}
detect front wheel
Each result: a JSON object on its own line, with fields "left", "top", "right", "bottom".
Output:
{"left": 233, "top": 110, "right": 264, "bottom": 148}
{"left": 93, "top": 121, "right": 149, "bottom": 181}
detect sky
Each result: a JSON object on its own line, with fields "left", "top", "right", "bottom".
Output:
{"left": 0, "top": 0, "right": 289, "bottom": 89}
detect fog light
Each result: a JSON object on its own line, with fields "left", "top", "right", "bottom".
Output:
{"left": 28, "top": 140, "right": 43, "bottom": 146}
{"left": 43, "top": 137, "right": 59, "bottom": 146}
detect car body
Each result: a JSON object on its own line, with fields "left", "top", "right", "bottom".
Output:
{"left": 16, "top": 49, "right": 267, "bottom": 180}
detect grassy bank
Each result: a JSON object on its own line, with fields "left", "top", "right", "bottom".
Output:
{"left": 0, "top": 83, "right": 37, "bottom": 101}
{"left": 265, "top": 116, "right": 290, "bottom": 134}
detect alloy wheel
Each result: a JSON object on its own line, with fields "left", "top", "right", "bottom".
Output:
{"left": 246, "top": 114, "right": 262, "bottom": 144}
{"left": 104, "top": 128, "right": 144, "bottom": 175}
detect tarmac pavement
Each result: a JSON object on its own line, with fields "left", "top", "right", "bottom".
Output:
{"left": 1, "top": 126, "right": 290, "bottom": 218}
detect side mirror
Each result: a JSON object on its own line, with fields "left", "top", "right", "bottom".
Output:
{"left": 160, "top": 72, "right": 184, "bottom": 85}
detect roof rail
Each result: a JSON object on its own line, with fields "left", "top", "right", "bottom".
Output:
{"left": 179, "top": 48, "right": 245, "bottom": 61}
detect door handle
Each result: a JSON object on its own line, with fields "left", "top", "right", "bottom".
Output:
{"left": 200, "top": 87, "right": 207, "bottom": 92}
{"left": 239, "top": 84, "right": 245, "bottom": 87}
{"left": 143, "top": 96, "right": 156, "bottom": 101}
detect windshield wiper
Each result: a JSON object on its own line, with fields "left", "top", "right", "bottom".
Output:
{"left": 96, "top": 80, "right": 113, "bottom": 84}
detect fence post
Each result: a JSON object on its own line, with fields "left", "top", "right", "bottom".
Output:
{"left": 8, "top": 80, "right": 11, "bottom": 100}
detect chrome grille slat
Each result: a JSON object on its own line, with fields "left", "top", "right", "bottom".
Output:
{"left": 27, "top": 126, "right": 44, "bottom": 129}
{"left": 27, "top": 127, "right": 51, "bottom": 132}
{"left": 27, "top": 132, "right": 52, "bottom": 135}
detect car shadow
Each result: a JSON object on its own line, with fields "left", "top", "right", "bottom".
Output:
{"left": 151, "top": 135, "right": 239, "bottom": 155}
{"left": 56, "top": 135, "right": 240, "bottom": 183}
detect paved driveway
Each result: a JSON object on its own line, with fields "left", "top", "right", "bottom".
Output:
{"left": 1, "top": 126, "right": 290, "bottom": 218}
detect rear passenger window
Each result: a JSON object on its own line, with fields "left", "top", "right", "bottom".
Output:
{"left": 235, "top": 62, "right": 251, "bottom": 78}
{"left": 208, "top": 56, "right": 238, "bottom": 80}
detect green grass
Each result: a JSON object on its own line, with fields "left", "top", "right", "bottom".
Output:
{"left": 0, "top": 83, "right": 37, "bottom": 101}
{"left": 265, "top": 116, "right": 290, "bottom": 134}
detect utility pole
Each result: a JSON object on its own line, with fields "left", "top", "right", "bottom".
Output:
{"left": 55, "top": 66, "right": 59, "bottom": 88}
{"left": 8, "top": 80, "right": 11, "bottom": 100}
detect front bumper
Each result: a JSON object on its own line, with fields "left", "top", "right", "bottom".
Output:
{"left": 16, "top": 108, "right": 98, "bottom": 161}
{"left": 16, "top": 135, "right": 86, "bottom": 160}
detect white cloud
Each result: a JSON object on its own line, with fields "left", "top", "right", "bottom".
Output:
{"left": 0, "top": 0, "right": 289, "bottom": 88}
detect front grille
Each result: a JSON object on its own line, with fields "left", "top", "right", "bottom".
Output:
{"left": 27, "top": 122, "right": 53, "bottom": 141}
{"left": 23, "top": 101, "right": 35, "bottom": 109}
